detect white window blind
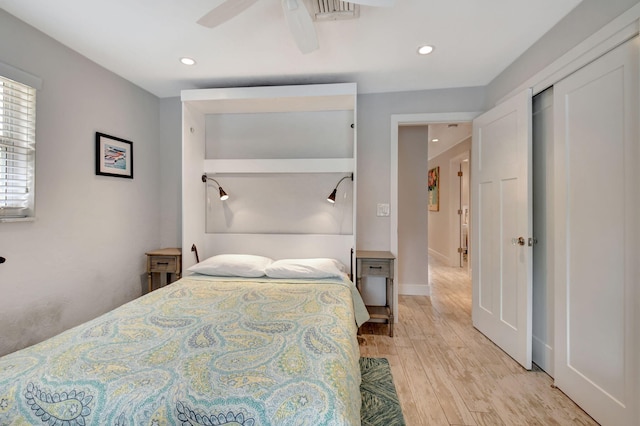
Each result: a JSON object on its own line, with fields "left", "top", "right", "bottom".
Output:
{"left": 0, "top": 75, "right": 36, "bottom": 219}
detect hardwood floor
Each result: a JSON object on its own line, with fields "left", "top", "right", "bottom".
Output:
{"left": 358, "top": 258, "right": 598, "bottom": 426}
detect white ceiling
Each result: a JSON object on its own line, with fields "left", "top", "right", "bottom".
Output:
{"left": 0, "top": 0, "right": 583, "bottom": 99}
{"left": 428, "top": 122, "right": 472, "bottom": 160}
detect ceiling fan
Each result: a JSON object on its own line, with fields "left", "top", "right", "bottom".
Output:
{"left": 197, "top": 0, "right": 394, "bottom": 54}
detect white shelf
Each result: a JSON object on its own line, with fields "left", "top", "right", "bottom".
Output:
{"left": 203, "top": 158, "right": 354, "bottom": 174}
{"left": 182, "top": 83, "right": 356, "bottom": 114}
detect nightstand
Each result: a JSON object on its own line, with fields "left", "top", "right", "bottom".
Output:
{"left": 355, "top": 250, "right": 395, "bottom": 337}
{"left": 146, "top": 248, "right": 182, "bottom": 292}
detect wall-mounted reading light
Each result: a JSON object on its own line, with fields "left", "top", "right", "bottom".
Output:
{"left": 202, "top": 174, "right": 229, "bottom": 200}
{"left": 327, "top": 173, "right": 353, "bottom": 203}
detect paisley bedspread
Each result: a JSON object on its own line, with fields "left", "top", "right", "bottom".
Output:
{"left": 0, "top": 275, "right": 367, "bottom": 425}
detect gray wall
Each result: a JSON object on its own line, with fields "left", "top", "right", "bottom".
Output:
{"left": 159, "top": 97, "right": 182, "bottom": 248}
{"left": 398, "top": 126, "right": 429, "bottom": 290}
{"left": 356, "top": 87, "right": 486, "bottom": 252}
{"left": 0, "top": 10, "right": 162, "bottom": 356}
{"left": 486, "top": 0, "right": 640, "bottom": 105}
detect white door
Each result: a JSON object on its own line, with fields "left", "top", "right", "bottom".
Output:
{"left": 471, "top": 89, "right": 533, "bottom": 370}
{"left": 553, "top": 38, "right": 639, "bottom": 426}
{"left": 449, "top": 152, "right": 470, "bottom": 269}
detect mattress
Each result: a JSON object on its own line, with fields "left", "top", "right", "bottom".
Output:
{"left": 0, "top": 274, "right": 368, "bottom": 425}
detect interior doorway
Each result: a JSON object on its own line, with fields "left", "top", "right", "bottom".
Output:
{"left": 390, "top": 112, "right": 478, "bottom": 309}
{"left": 425, "top": 123, "right": 472, "bottom": 273}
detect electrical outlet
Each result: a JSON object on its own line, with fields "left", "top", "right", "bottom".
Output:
{"left": 377, "top": 203, "right": 390, "bottom": 217}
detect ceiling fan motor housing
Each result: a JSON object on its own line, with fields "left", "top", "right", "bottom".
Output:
{"left": 311, "top": 0, "right": 360, "bottom": 21}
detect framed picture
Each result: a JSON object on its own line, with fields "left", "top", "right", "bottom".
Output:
{"left": 95, "top": 132, "right": 133, "bottom": 179}
{"left": 428, "top": 166, "right": 439, "bottom": 211}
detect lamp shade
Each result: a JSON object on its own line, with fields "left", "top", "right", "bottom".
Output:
{"left": 218, "top": 187, "right": 229, "bottom": 201}
{"left": 327, "top": 188, "right": 337, "bottom": 203}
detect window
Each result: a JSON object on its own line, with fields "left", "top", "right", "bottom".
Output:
{"left": 0, "top": 75, "right": 36, "bottom": 220}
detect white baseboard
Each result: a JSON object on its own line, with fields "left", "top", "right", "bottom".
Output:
{"left": 428, "top": 248, "right": 449, "bottom": 265}
{"left": 399, "top": 283, "right": 431, "bottom": 296}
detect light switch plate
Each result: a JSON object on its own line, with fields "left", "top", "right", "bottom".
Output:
{"left": 377, "top": 203, "right": 390, "bottom": 217}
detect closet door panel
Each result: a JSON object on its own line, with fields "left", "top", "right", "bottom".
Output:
{"left": 553, "top": 37, "right": 638, "bottom": 426}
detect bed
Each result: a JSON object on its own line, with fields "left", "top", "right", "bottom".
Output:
{"left": 0, "top": 255, "right": 369, "bottom": 425}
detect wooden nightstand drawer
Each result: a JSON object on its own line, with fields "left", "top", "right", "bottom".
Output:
{"left": 360, "top": 260, "right": 390, "bottom": 277}
{"left": 150, "top": 256, "right": 177, "bottom": 272}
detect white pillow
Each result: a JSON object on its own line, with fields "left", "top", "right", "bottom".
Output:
{"left": 187, "top": 254, "right": 273, "bottom": 277}
{"left": 265, "top": 258, "right": 346, "bottom": 279}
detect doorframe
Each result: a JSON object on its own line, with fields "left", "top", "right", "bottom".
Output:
{"left": 390, "top": 112, "right": 479, "bottom": 307}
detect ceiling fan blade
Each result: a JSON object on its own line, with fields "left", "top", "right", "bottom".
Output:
{"left": 347, "top": 0, "right": 394, "bottom": 6}
{"left": 282, "top": 0, "right": 319, "bottom": 54}
{"left": 197, "top": 0, "right": 260, "bottom": 28}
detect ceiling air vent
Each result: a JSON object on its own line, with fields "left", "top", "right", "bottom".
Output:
{"left": 311, "top": 0, "right": 360, "bottom": 21}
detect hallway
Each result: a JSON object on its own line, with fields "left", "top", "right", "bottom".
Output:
{"left": 358, "top": 258, "right": 597, "bottom": 425}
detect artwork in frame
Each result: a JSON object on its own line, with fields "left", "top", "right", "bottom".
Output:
{"left": 428, "top": 166, "right": 439, "bottom": 211}
{"left": 95, "top": 132, "right": 133, "bottom": 179}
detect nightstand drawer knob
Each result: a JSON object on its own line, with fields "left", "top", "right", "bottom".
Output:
{"left": 369, "top": 266, "right": 382, "bottom": 269}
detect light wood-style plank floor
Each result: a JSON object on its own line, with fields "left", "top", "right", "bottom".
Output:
{"left": 358, "top": 258, "right": 598, "bottom": 426}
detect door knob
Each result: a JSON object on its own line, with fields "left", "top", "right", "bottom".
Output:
{"left": 511, "top": 237, "right": 525, "bottom": 246}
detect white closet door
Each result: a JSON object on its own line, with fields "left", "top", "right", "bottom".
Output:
{"left": 553, "top": 37, "right": 639, "bottom": 426}
{"left": 471, "top": 89, "right": 533, "bottom": 370}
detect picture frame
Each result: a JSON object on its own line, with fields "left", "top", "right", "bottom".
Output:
{"left": 95, "top": 132, "right": 133, "bottom": 179}
{"left": 428, "top": 166, "right": 439, "bottom": 211}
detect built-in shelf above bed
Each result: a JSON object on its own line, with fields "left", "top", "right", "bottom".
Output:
{"left": 203, "top": 158, "right": 354, "bottom": 174}
{"left": 181, "top": 83, "right": 355, "bottom": 114}
{"left": 182, "top": 83, "right": 357, "bottom": 269}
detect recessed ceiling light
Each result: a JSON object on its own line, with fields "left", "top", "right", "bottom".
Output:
{"left": 417, "top": 45, "right": 434, "bottom": 55}
{"left": 431, "top": 138, "right": 439, "bottom": 142}
{"left": 180, "top": 57, "right": 196, "bottom": 66}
